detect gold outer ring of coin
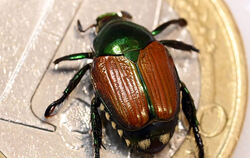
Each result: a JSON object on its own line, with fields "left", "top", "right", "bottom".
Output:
{"left": 0, "top": 151, "right": 6, "bottom": 158}
{"left": 166, "top": 0, "right": 248, "bottom": 157}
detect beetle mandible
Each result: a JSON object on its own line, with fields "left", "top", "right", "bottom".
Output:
{"left": 44, "top": 11, "right": 204, "bottom": 158}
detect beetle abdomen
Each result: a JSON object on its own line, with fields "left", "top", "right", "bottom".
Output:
{"left": 137, "top": 41, "right": 180, "bottom": 120}
{"left": 91, "top": 56, "right": 150, "bottom": 128}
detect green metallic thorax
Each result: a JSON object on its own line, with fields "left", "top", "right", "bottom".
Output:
{"left": 93, "top": 19, "right": 155, "bottom": 62}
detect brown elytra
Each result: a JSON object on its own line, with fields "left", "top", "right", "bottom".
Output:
{"left": 137, "top": 41, "right": 179, "bottom": 120}
{"left": 91, "top": 41, "right": 180, "bottom": 129}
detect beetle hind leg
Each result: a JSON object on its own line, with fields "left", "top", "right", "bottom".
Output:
{"left": 180, "top": 81, "right": 204, "bottom": 158}
{"left": 91, "top": 97, "right": 104, "bottom": 158}
{"left": 44, "top": 64, "right": 91, "bottom": 117}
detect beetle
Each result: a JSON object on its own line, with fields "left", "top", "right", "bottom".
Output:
{"left": 44, "top": 11, "right": 204, "bottom": 158}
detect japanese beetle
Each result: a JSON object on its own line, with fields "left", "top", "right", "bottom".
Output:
{"left": 44, "top": 11, "right": 204, "bottom": 158}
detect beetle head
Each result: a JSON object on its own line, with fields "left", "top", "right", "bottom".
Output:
{"left": 95, "top": 11, "right": 132, "bottom": 33}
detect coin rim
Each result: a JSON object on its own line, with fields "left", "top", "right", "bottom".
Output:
{"left": 167, "top": 0, "right": 248, "bottom": 157}
{"left": 213, "top": 1, "right": 248, "bottom": 157}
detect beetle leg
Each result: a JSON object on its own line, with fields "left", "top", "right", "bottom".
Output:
{"left": 180, "top": 81, "right": 204, "bottom": 158}
{"left": 44, "top": 64, "right": 91, "bottom": 117}
{"left": 160, "top": 40, "right": 199, "bottom": 52}
{"left": 77, "top": 20, "right": 97, "bottom": 33}
{"left": 151, "top": 18, "right": 187, "bottom": 36}
{"left": 91, "top": 97, "right": 104, "bottom": 158}
{"left": 53, "top": 52, "right": 93, "bottom": 64}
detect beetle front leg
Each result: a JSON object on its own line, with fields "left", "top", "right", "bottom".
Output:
{"left": 91, "top": 97, "right": 104, "bottom": 158}
{"left": 180, "top": 81, "right": 204, "bottom": 158}
{"left": 54, "top": 52, "right": 93, "bottom": 64}
{"left": 152, "top": 18, "right": 187, "bottom": 36}
{"left": 44, "top": 64, "right": 91, "bottom": 117}
{"left": 160, "top": 40, "right": 199, "bottom": 52}
{"left": 77, "top": 20, "right": 97, "bottom": 33}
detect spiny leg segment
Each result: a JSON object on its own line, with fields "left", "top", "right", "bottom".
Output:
{"left": 91, "top": 97, "right": 104, "bottom": 158}
{"left": 180, "top": 81, "right": 204, "bottom": 158}
{"left": 44, "top": 64, "right": 91, "bottom": 117}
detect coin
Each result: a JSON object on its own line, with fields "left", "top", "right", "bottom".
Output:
{"left": 166, "top": 0, "right": 248, "bottom": 157}
{"left": 0, "top": 152, "right": 6, "bottom": 158}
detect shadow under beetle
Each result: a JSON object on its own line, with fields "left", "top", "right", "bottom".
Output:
{"left": 44, "top": 11, "right": 204, "bottom": 158}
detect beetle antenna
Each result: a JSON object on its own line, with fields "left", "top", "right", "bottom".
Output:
{"left": 77, "top": 20, "right": 97, "bottom": 33}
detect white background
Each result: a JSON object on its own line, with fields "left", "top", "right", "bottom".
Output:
{"left": 224, "top": 0, "right": 250, "bottom": 157}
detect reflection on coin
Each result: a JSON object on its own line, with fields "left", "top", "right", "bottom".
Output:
{"left": 198, "top": 104, "right": 227, "bottom": 138}
{"left": 167, "top": 0, "right": 248, "bottom": 157}
{"left": 0, "top": 151, "right": 6, "bottom": 158}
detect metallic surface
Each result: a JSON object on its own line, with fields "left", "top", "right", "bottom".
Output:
{"left": 0, "top": 0, "right": 198, "bottom": 157}
{"left": 226, "top": 1, "right": 250, "bottom": 158}
{"left": 0, "top": 152, "right": 6, "bottom": 158}
{"left": 0, "top": 0, "right": 246, "bottom": 158}
{"left": 166, "top": 0, "right": 248, "bottom": 157}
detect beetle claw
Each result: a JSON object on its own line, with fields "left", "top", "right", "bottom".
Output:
{"left": 44, "top": 104, "right": 56, "bottom": 118}
{"left": 101, "top": 144, "right": 106, "bottom": 150}
{"left": 178, "top": 18, "right": 187, "bottom": 27}
{"left": 44, "top": 102, "right": 60, "bottom": 118}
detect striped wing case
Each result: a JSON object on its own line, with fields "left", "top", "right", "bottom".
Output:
{"left": 91, "top": 56, "right": 150, "bottom": 129}
{"left": 137, "top": 41, "right": 180, "bottom": 120}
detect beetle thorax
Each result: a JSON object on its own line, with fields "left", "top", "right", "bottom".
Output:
{"left": 93, "top": 20, "right": 155, "bottom": 57}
